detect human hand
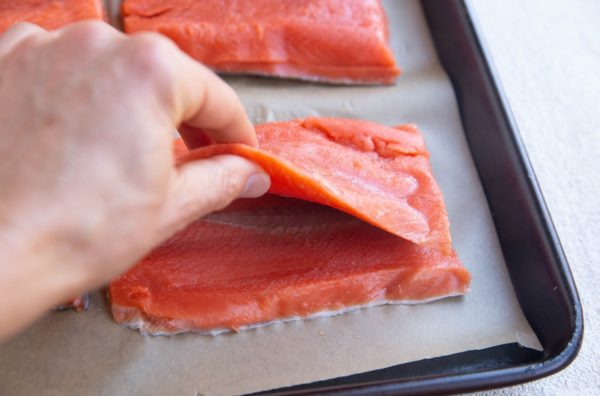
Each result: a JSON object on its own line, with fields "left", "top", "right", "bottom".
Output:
{"left": 0, "top": 21, "right": 269, "bottom": 340}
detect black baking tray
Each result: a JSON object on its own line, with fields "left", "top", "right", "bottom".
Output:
{"left": 259, "top": 0, "right": 584, "bottom": 394}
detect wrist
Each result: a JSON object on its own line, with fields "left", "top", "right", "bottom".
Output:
{"left": 0, "top": 223, "right": 90, "bottom": 339}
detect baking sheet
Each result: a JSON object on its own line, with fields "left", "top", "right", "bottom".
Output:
{"left": 0, "top": 1, "right": 542, "bottom": 395}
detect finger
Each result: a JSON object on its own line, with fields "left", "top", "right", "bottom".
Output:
{"left": 0, "top": 22, "right": 46, "bottom": 58}
{"left": 136, "top": 33, "right": 258, "bottom": 148}
{"left": 126, "top": 32, "right": 257, "bottom": 147}
{"left": 158, "top": 155, "right": 270, "bottom": 238}
{"left": 166, "top": 40, "right": 257, "bottom": 147}
{"left": 54, "top": 20, "right": 124, "bottom": 44}
{"left": 178, "top": 125, "right": 215, "bottom": 150}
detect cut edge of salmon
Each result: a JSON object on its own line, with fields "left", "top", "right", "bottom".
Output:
{"left": 111, "top": 293, "right": 468, "bottom": 336}
{"left": 194, "top": 62, "right": 400, "bottom": 86}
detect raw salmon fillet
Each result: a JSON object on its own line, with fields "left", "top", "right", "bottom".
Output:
{"left": 122, "top": 0, "right": 399, "bottom": 84}
{"left": 0, "top": 0, "right": 104, "bottom": 33}
{"left": 109, "top": 118, "right": 470, "bottom": 335}
{"left": 181, "top": 118, "right": 452, "bottom": 254}
{"left": 109, "top": 196, "right": 470, "bottom": 335}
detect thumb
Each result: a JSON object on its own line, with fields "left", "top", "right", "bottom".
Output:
{"left": 158, "top": 154, "right": 270, "bottom": 238}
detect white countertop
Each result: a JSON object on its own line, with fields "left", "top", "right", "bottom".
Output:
{"left": 470, "top": 0, "right": 600, "bottom": 394}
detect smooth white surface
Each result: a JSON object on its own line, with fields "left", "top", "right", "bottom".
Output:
{"left": 470, "top": 0, "right": 600, "bottom": 394}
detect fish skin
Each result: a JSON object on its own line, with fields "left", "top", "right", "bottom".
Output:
{"left": 180, "top": 118, "right": 452, "bottom": 255}
{"left": 122, "top": 0, "right": 400, "bottom": 84}
{"left": 0, "top": 0, "right": 105, "bottom": 33}
{"left": 109, "top": 118, "right": 470, "bottom": 335}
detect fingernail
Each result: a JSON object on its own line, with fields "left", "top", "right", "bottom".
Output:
{"left": 240, "top": 173, "right": 271, "bottom": 198}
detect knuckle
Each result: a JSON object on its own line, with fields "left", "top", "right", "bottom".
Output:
{"left": 63, "top": 21, "right": 112, "bottom": 48}
{"left": 6, "top": 21, "right": 38, "bottom": 33}
{"left": 127, "top": 33, "right": 176, "bottom": 76}
{"left": 208, "top": 162, "right": 245, "bottom": 211}
{"left": 1, "top": 24, "right": 47, "bottom": 55}
{"left": 221, "top": 173, "right": 245, "bottom": 199}
{"left": 126, "top": 33, "right": 177, "bottom": 103}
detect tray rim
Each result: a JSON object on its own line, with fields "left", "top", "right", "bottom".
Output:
{"left": 457, "top": 0, "right": 584, "bottom": 375}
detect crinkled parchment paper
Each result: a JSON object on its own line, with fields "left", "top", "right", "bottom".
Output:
{"left": 0, "top": 1, "right": 541, "bottom": 395}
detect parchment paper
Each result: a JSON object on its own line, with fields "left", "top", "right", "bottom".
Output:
{"left": 0, "top": 1, "right": 542, "bottom": 395}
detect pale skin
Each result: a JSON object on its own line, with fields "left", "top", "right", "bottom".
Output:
{"left": 0, "top": 22, "right": 270, "bottom": 341}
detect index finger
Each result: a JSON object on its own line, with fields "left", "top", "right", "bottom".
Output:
{"left": 134, "top": 33, "right": 257, "bottom": 148}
